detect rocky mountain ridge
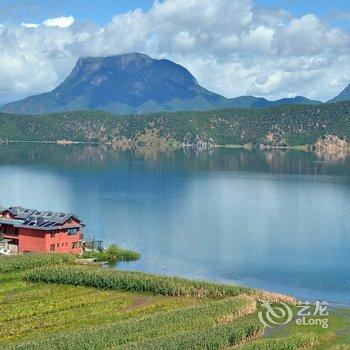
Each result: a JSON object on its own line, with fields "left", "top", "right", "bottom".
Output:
{"left": 0, "top": 53, "right": 325, "bottom": 115}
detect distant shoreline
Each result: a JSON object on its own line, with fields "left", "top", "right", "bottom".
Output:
{"left": 0, "top": 139, "right": 311, "bottom": 150}
{"left": 1, "top": 140, "right": 349, "bottom": 161}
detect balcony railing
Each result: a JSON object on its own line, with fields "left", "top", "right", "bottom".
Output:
{"left": 1, "top": 232, "right": 19, "bottom": 238}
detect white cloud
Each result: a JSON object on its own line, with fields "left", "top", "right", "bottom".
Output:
{"left": 20, "top": 16, "right": 75, "bottom": 30}
{"left": 21, "top": 23, "right": 39, "bottom": 28}
{"left": 43, "top": 15, "right": 75, "bottom": 28}
{"left": 0, "top": 0, "right": 350, "bottom": 105}
{"left": 241, "top": 26, "right": 274, "bottom": 52}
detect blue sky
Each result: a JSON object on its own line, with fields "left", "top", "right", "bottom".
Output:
{"left": 1, "top": 0, "right": 349, "bottom": 27}
{"left": 0, "top": 0, "right": 154, "bottom": 24}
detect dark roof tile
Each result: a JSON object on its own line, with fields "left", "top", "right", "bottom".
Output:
{"left": 0, "top": 207, "right": 81, "bottom": 230}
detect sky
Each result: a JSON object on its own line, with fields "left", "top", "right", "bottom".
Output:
{"left": 0, "top": 0, "right": 349, "bottom": 104}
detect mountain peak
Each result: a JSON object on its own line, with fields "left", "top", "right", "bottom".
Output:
{"left": 328, "top": 84, "right": 350, "bottom": 103}
{"left": 74, "top": 53, "right": 154, "bottom": 74}
{"left": 1, "top": 53, "right": 214, "bottom": 115}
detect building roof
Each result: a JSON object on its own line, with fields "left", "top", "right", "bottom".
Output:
{"left": 0, "top": 206, "right": 82, "bottom": 231}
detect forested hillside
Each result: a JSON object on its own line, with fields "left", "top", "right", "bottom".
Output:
{"left": 0, "top": 101, "right": 350, "bottom": 147}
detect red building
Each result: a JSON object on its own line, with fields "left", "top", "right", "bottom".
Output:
{"left": 0, "top": 207, "right": 84, "bottom": 254}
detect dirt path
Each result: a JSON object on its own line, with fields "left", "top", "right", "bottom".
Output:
{"left": 122, "top": 296, "right": 153, "bottom": 312}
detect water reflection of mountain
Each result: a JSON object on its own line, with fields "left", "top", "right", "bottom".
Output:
{"left": 1, "top": 143, "right": 350, "bottom": 176}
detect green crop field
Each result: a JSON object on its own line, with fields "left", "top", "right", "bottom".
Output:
{"left": 0, "top": 254, "right": 349, "bottom": 349}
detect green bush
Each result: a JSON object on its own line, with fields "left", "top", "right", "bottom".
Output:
{"left": 81, "top": 244, "right": 140, "bottom": 264}
{"left": 25, "top": 265, "right": 252, "bottom": 297}
{"left": 4, "top": 296, "right": 260, "bottom": 350}
{"left": 0, "top": 253, "right": 75, "bottom": 274}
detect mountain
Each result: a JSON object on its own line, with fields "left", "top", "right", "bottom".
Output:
{"left": 328, "top": 84, "right": 350, "bottom": 103}
{"left": 0, "top": 53, "right": 228, "bottom": 115}
{"left": 0, "top": 53, "right": 322, "bottom": 115}
{"left": 228, "top": 96, "right": 269, "bottom": 108}
{"left": 228, "top": 95, "right": 320, "bottom": 108}
{"left": 267, "top": 96, "right": 321, "bottom": 107}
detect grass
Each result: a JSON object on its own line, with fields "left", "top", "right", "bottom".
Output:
{"left": 234, "top": 333, "right": 318, "bottom": 349}
{"left": 1, "top": 254, "right": 350, "bottom": 349}
{"left": 0, "top": 253, "right": 75, "bottom": 273}
{"left": 267, "top": 305, "right": 350, "bottom": 350}
{"left": 0, "top": 270, "right": 197, "bottom": 345}
{"left": 4, "top": 296, "right": 260, "bottom": 349}
{"left": 123, "top": 317, "right": 262, "bottom": 350}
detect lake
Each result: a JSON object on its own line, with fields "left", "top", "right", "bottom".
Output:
{"left": 1, "top": 143, "right": 349, "bottom": 304}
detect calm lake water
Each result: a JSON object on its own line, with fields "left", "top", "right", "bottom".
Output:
{"left": 1, "top": 143, "right": 350, "bottom": 304}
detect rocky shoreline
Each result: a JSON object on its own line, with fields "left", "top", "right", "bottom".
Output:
{"left": 310, "top": 135, "right": 350, "bottom": 161}
{"left": 1, "top": 134, "right": 349, "bottom": 159}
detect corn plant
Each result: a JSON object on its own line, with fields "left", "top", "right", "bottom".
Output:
{"left": 3, "top": 297, "right": 260, "bottom": 350}
{"left": 25, "top": 265, "right": 252, "bottom": 298}
{"left": 123, "top": 319, "right": 263, "bottom": 350}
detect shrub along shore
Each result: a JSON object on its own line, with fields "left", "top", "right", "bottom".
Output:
{"left": 82, "top": 244, "right": 140, "bottom": 264}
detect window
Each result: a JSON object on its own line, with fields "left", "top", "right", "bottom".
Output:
{"left": 57, "top": 243, "right": 59, "bottom": 247}
{"left": 72, "top": 242, "right": 79, "bottom": 249}
{"left": 51, "top": 232, "right": 55, "bottom": 238}
{"left": 50, "top": 244, "right": 55, "bottom": 252}
{"left": 67, "top": 228, "right": 79, "bottom": 236}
